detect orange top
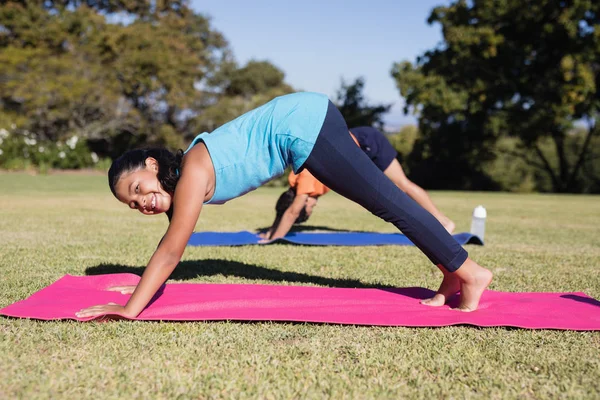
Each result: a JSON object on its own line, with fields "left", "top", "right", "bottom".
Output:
{"left": 288, "top": 132, "right": 359, "bottom": 197}
{"left": 288, "top": 169, "right": 330, "bottom": 197}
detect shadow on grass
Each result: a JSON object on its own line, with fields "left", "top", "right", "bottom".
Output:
{"left": 254, "top": 224, "right": 372, "bottom": 234}
{"left": 85, "top": 259, "right": 396, "bottom": 290}
{"left": 561, "top": 294, "right": 600, "bottom": 307}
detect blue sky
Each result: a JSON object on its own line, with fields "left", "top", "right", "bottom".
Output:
{"left": 190, "top": 0, "right": 449, "bottom": 128}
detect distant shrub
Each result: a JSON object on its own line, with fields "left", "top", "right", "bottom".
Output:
{"left": 0, "top": 128, "right": 111, "bottom": 172}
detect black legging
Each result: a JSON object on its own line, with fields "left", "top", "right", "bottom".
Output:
{"left": 302, "top": 101, "right": 468, "bottom": 272}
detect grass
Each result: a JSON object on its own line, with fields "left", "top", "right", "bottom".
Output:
{"left": 0, "top": 173, "right": 599, "bottom": 399}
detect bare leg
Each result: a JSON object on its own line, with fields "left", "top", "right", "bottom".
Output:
{"left": 383, "top": 160, "right": 455, "bottom": 234}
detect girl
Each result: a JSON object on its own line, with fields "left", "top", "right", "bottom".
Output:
{"left": 260, "top": 169, "right": 329, "bottom": 241}
{"left": 76, "top": 92, "right": 492, "bottom": 319}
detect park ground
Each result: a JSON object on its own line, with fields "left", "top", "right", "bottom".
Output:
{"left": 0, "top": 174, "right": 599, "bottom": 399}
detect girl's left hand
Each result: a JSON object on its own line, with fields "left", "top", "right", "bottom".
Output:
{"left": 75, "top": 303, "right": 128, "bottom": 319}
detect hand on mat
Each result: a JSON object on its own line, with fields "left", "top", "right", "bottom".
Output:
{"left": 258, "top": 236, "right": 280, "bottom": 244}
{"left": 257, "top": 232, "right": 273, "bottom": 244}
{"left": 107, "top": 285, "right": 137, "bottom": 295}
{"left": 75, "top": 303, "right": 127, "bottom": 319}
{"left": 257, "top": 231, "right": 271, "bottom": 240}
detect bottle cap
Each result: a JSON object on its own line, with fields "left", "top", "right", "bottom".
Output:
{"left": 473, "top": 205, "right": 487, "bottom": 218}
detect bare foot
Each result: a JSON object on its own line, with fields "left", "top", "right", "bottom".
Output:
{"left": 455, "top": 264, "right": 493, "bottom": 312}
{"left": 421, "top": 267, "right": 461, "bottom": 307}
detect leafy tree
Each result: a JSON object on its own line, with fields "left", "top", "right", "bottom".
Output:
{"left": 194, "top": 60, "right": 294, "bottom": 132}
{"left": 387, "top": 125, "right": 419, "bottom": 162}
{"left": 334, "top": 77, "right": 391, "bottom": 130}
{"left": 0, "top": 0, "right": 231, "bottom": 156}
{"left": 224, "top": 60, "right": 291, "bottom": 98}
{"left": 392, "top": 0, "right": 600, "bottom": 192}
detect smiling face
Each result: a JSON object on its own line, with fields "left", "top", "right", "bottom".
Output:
{"left": 113, "top": 157, "right": 172, "bottom": 215}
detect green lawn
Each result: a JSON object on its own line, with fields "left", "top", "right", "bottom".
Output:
{"left": 1, "top": 173, "right": 599, "bottom": 399}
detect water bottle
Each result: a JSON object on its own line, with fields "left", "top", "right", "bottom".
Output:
{"left": 470, "top": 205, "right": 486, "bottom": 242}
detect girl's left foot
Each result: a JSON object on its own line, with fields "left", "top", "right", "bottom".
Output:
{"left": 421, "top": 266, "right": 460, "bottom": 307}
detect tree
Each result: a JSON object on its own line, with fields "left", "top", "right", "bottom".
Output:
{"left": 0, "top": 0, "right": 231, "bottom": 156}
{"left": 224, "top": 60, "right": 291, "bottom": 98}
{"left": 194, "top": 60, "right": 294, "bottom": 133}
{"left": 334, "top": 77, "right": 391, "bottom": 130}
{"left": 392, "top": 0, "right": 600, "bottom": 192}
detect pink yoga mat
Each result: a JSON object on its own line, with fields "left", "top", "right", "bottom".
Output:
{"left": 1, "top": 274, "right": 599, "bottom": 330}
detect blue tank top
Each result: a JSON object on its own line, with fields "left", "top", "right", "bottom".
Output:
{"left": 185, "top": 92, "right": 329, "bottom": 204}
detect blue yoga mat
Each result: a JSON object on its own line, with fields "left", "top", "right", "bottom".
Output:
{"left": 187, "top": 231, "right": 483, "bottom": 247}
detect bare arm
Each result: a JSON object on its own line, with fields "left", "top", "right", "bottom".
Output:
{"left": 268, "top": 193, "right": 308, "bottom": 240}
{"left": 107, "top": 231, "right": 167, "bottom": 295}
{"left": 122, "top": 164, "right": 207, "bottom": 317}
{"left": 260, "top": 214, "right": 282, "bottom": 239}
{"left": 76, "top": 159, "right": 208, "bottom": 319}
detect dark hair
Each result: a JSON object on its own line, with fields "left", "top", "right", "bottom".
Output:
{"left": 108, "top": 147, "right": 183, "bottom": 219}
{"left": 275, "top": 187, "right": 309, "bottom": 224}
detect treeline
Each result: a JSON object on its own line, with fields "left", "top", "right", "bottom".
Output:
{"left": 391, "top": 0, "right": 600, "bottom": 193}
{"left": 0, "top": 0, "right": 293, "bottom": 159}
{"left": 388, "top": 125, "right": 600, "bottom": 193}
{"left": 0, "top": 0, "right": 599, "bottom": 193}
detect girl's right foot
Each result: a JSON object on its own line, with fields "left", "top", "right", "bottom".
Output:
{"left": 455, "top": 265, "right": 493, "bottom": 312}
